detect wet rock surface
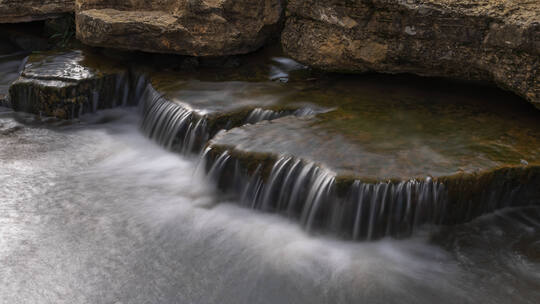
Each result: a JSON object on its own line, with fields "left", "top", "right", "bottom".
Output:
{"left": 281, "top": 0, "right": 540, "bottom": 109}
{"left": 203, "top": 75, "right": 540, "bottom": 238}
{"left": 139, "top": 51, "right": 314, "bottom": 152}
{"left": 75, "top": 0, "right": 283, "bottom": 56}
{"left": 0, "top": 0, "right": 74, "bottom": 23}
{"left": 9, "top": 50, "right": 132, "bottom": 119}
{"left": 209, "top": 76, "right": 540, "bottom": 180}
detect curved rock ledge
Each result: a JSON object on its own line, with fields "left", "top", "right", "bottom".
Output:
{"left": 75, "top": 0, "right": 283, "bottom": 56}
{"left": 139, "top": 77, "right": 309, "bottom": 153}
{"left": 200, "top": 87, "right": 540, "bottom": 239}
{"left": 281, "top": 0, "right": 540, "bottom": 109}
{"left": 204, "top": 129, "right": 540, "bottom": 240}
{"left": 133, "top": 51, "right": 315, "bottom": 152}
{"left": 0, "top": 0, "right": 74, "bottom": 23}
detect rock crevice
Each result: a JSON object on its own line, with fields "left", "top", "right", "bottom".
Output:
{"left": 0, "top": 0, "right": 74, "bottom": 23}
{"left": 281, "top": 0, "right": 540, "bottom": 108}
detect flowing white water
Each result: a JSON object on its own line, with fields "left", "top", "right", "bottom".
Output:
{"left": 204, "top": 152, "right": 449, "bottom": 240}
{"left": 0, "top": 107, "right": 539, "bottom": 303}
{"left": 139, "top": 84, "right": 315, "bottom": 153}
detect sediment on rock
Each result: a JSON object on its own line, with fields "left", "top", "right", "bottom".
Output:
{"left": 281, "top": 0, "right": 540, "bottom": 109}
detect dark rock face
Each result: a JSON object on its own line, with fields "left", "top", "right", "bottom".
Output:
{"left": 281, "top": 0, "right": 540, "bottom": 109}
{"left": 0, "top": 40, "right": 26, "bottom": 106}
{"left": 75, "top": 0, "right": 283, "bottom": 56}
{"left": 0, "top": 0, "right": 74, "bottom": 23}
{"left": 9, "top": 50, "right": 134, "bottom": 119}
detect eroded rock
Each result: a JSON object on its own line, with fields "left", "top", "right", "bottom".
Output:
{"left": 281, "top": 0, "right": 540, "bottom": 109}
{"left": 9, "top": 50, "right": 133, "bottom": 119}
{"left": 75, "top": 0, "right": 283, "bottom": 56}
{"left": 0, "top": 0, "right": 74, "bottom": 23}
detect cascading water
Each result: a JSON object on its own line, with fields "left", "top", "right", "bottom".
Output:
{"left": 9, "top": 53, "right": 534, "bottom": 242}
{"left": 138, "top": 84, "right": 314, "bottom": 153}
{"left": 135, "top": 75, "right": 539, "bottom": 241}
{"left": 203, "top": 151, "right": 449, "bottom": 240}
{"left": 2, "top": 36, "right": 540, "bottom": 302}
{"left": 245, "top": 107, "right": 317, "bottom": 124}
{"left": 245, "top": 108, "right": 284, "bottom": 124}
{"left": 139, "top": 84, "right": 206, "bottom": 153}
{"left": 2, "top": 105, "right": 538, "bottom": 303}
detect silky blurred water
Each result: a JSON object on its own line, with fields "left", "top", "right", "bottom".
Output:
{"left": 0, "top": 107, "right": 538, "bottom": 304}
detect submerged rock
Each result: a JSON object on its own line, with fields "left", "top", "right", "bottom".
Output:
{"left": 0, "top": 0, "right": 74, "bottom": 23}
{"left": 75, "top": 0, "right": 283, "bottom": 56}
{"left": 282, "top": 0, "right": 540, "bottom": 109}
{"left": 9, "top": 50, "right": 134, "bottom": 119}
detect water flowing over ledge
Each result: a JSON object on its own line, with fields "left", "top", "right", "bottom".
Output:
{"left": 201, "top": 148, "right": 540, "bottom": 240}
{"left": 6, "top": 49, "right": 540, "bottom": 242}
{"left": 133, "top": 74, "right": 540, "bottom": 241}
{"left": 138, "top": 82, "right": 314, "bottom": 154}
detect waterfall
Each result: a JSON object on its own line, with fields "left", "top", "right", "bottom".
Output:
{"left": 138, "top": 86, "right": 312, "bottom": 153}
{"left": 139, "top": 84, "right": 210, "bottom": 153}
{"left": 203, "top": 151, "right": 450, "bottom": 240}
{"left": 202, "top": 148, "right": 540, "bottom": 240}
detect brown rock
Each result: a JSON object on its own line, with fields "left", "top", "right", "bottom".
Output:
{"left": 75, "top": 0, "right": 283, "bottom": 56}
{"left": 0, "top": 0, "right": 74, "bottom": 23}
{"left": 9, "top": 50, "right": 132, "bottom": 119}
{"left": 282, "top": 0, "right": 540, "bottom": 109}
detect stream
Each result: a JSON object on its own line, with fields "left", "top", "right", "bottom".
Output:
{"left": 0, "top": 106, "right": 539, "bottom": 304}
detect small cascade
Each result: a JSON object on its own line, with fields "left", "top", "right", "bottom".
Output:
{"left": 245, "top": 107, "right": 317, "bottom": 124}
{"left": 245, "top": 108, "right": 283, "bottom": 124}
{"left": 73, "top": 72, "right": 142, "bottom": 117}
{"left": 139, "top": 84, "right": 208, "bottom": 153}
{"left": 138, "top": 85, "right": 315, "bottom": 153}
{"left": 203, "top": 151, "right": 449, "bottom": 240}
{"left": 342, "top": 178, "right": 447, "bottom": 240}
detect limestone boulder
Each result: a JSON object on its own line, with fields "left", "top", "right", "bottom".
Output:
{"left": 281, "top": 0, "right": 540, "bottom": 109}
{"left": 75, "top": 0, "right": 283, "bottom": 56}
{"left": 0, "top": 0, "right": 74, "bottom": 23}
{"left": 9, "top": 50, "right": 133, "bottom": 119}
